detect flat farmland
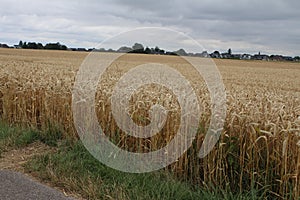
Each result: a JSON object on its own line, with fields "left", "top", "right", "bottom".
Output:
{"left": 0, "top": 48, "right": 299, "bottom": 198}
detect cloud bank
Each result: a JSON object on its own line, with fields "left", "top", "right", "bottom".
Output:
{"left": 0, "top": 0, "right": 299, "bottom": 55}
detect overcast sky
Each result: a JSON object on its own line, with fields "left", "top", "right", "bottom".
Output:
{"left": 0, "top": 0, "right": 299, "bottom": 56}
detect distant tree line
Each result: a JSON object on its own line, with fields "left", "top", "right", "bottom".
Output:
{"left": 0, "top": 43, "right": 9, "bottom": 48}
{"left": 116, "top": 43, "right": 185, "bottom": 56}
{"left": 17, "top": 41, "right": 67, "bottom": 50}
{"left": 0, "top": 40, "right": 299, "bottom": 62}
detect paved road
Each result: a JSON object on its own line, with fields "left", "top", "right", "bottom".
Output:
{"left": 0, "top": 170, "right": 74, "bottom": 200}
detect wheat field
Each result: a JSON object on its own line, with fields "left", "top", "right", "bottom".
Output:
{"left": 0, "top": 48, "right": 299, "bottom": 198}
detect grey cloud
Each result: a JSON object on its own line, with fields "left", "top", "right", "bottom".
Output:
{"left": 113, "top": 0, "right": 300, "bottom": 21}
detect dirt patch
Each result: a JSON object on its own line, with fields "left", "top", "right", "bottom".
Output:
{"left": 0, "top": 142, "right": 84, "bottom": 200}
{"left": 0, "top": 141, "right": 54, "bottom": 171}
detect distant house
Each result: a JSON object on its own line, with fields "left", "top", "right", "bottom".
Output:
{"left": 269, "top": 55, "right": 295, "bottom": 62}
{"left": 200, "top": 51, "right": 209, "bottom": 58}
{"left": 14, "top": 45, "right": 21, "bottom": 49}
{"left": 165, "top": 51, "right": 177, "bottom": 56}
{"left": 252, "top": 53, "right": 269, "bottom": 61}
{"left": 192, "top": 51, "right": 211, "bottom": 58}
{"left": 241, "top": 54, "right": 252, "bottom": 60}
{"left": 77, "top": 48, "right": 87, "bottom": 52}
{"left": 232, "top": 54, "right": 241, "bottom": 59}
{"left": 221, "top": 53, "right": 231, "bottom": 59}
{"left": 270, "top": 55, "right": 284, "bottom": 61}
{"left": 283, "top": 56, "right": 293, "bottom": 61}
{"left": 210, "top": 51, "right": 221, "bottom": 58}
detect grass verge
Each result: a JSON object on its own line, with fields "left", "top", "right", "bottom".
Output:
{"left": 0, "top": 121, "right": 62, "bottom": 156}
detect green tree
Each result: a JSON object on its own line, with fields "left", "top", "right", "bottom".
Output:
{"left": 158, "top": 49, "right": 165, "bottom": 55}
{"left": 44, "top": 42, "right": 68, "bottom": 50}
{"left": 60, "top": 45, "right": 67, "bottom": 50}
{"left": 27, "top": 42, "right": 38, "bottom": 49}
{"left": 37, "top": 43, "right": 44, "bottom": 49}
{"left": 22, "top": 42, "right": 28, "bottom": 49}
{"left": 228, "top": 48, "right": 232, "bottom": 55}
{"left": 117, "top": 46, "right": 133, "bottom": 53}
{"left": 154, "top": 46, "right": 160, "bottom": 53}
{"left": 132, "top": 43, "right": 144, "bottom": 53}
{"left": 175, "top": 48, "right": 187, "bottom": 56}
{"left": 144, "top": 47, "right": 151, "bottom": 54}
